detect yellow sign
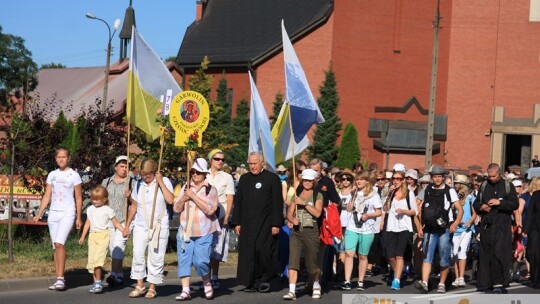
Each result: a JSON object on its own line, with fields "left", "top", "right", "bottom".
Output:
{"left": 0, "top": 175, "right": 42, "bottom": 200}
{"left": 169, "top": 90, "right": 210, "bottom": 146}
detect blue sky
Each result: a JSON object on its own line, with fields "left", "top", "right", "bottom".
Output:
{"left": 0, "top": 0, "right": 196, "bottom": 67}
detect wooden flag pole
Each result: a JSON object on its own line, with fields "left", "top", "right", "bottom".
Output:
{"left": 286, "top": 103, "right": 299, "bottom": 219}
{"left": 124, "top": 118, "right": 132, "bottom": 220}
{"left": 149, "top": 127, "right": 166, "bottom": 230}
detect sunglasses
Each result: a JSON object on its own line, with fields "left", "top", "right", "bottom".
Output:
{"left": 376, "top": 178, "right": 386, "bottom": 181}
{"left": 392, "top": 177, "right": 404, "bottom": 181}
{"left": 302, "top": 179, "right": 314, "bottom": 183}
{"left": 190, "top": 170, "right": 205, "bottom": 176}
{"left": 277, "top": 171, "right": 286, "bottom": 174}
{"left": 341, "top": 177, "right": 352, "bottom": 181}
{"left": 212, "top": 157, "right": 225, "bottom": 162}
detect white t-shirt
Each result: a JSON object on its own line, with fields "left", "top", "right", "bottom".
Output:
{"left": 339, "top": 191, "right": 353, "bottom": 228}
{"left": 87, "top": 205, "right": 116, "bottom": 232}
{"left": 346, "top": 190, "right": 382, "bottom": 234}
{"left": 46, "top": 168, "right": 82, "bottom": 213}
{"left": 131, "top": 177, "right": 174, "bottom": 229}
{"left": 385, "top": 190, "right": 418, "bottom": 233}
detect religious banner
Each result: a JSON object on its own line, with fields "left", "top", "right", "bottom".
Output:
{"left": 169, "top": 90, "right": 210, "bottom": 146}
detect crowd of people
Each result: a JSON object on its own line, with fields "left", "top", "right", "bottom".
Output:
{"left": 32, "top": 147, "right": 540, "bottom": 300}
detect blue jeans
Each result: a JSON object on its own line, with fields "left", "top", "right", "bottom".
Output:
{"left": 422, "top": 229, "right": 451, "bottom": 267}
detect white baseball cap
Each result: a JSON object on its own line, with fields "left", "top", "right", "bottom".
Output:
{"left": 512, "top": 179, "right": 523, "bottom": 187}
{"left": 301, "top": 169, "right": 318, "bottom": 180}
{"left": 393, "top": 163, "right": 406, "bottom": 172}
{"left": 115, "top": 155, "right": 128, "bottom": 165}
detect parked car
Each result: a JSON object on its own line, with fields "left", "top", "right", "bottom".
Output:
{"left": 0, "top": 205, "right": 27, "bottom": 218}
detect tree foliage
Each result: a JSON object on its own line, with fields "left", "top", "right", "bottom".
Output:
{"left": 309, "top": 65, "right": 342, "bottom": 165}
{"left": 227, "top": 98, "right": 250, "bottom": 165}
{"left": 335, "top": 123, "right": 361, "bottom": 169}
{"left": 0, "top": 26, "right": 38, "bottom": 103}
{"left": 204, "top": 76, "right": 232, "bottom": 149}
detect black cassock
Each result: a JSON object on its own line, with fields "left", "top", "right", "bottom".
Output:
{"left": 524, "top": 190, "right": 540, "bottom": 288}
{"left": 231, "top": 169, "right": 284, "bottom": 287}
{"left": 473, "top": 179, "right": 518, "bottom": 288}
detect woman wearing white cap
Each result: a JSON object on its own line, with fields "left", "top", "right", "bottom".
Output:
{"left": 283, "top": 169, "right": 323, "bottom": 300}
{"left": 173, "top": 158, "right": 219, "bottom": 301}
{"left": 124, "top": 158, "right": 174, "bottom": 299}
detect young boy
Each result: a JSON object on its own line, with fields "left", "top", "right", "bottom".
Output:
{"left": 79, "top": 186, "right": 125, "bottom": 293}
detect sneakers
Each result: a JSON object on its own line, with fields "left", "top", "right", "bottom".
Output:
{"left": 436, "top": 284, "right": 446, "bottom": 293}
{"left": 340, "top": 282, "right": 351, "bottom": 290}
{"left": 211, "top": 279, "right": 221, "bottom": 290}
{"left": 283, "top": 291, "right": 296, "bottom": 300}
{"left": 390, "top": 279, "right": 400, "bottom": 290}
{"left": 414, "top": 280, "right": 428, "bottom": 293}
{"left": 357, "top": 281, "right": 365, "bottom": 291}
{"left": 89, "top": 282, "right": 103, "bottom": 294}
{"left": 452, "top": 277, "right": 466, "bottom": 287}
{"left": 106, "top": 275, "right": 124, "bottom": 287}
{"left": 48, "top": 279, "right": 66, "bottom": 291}
{"left": 365, "top": 270, "right": 373, "bottom": 278}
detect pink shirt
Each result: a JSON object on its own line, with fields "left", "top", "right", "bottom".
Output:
{"left": 177, "top": 181, "right": 219, "bottom": 237}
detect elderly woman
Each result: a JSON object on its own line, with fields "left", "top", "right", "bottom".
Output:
{"left": 125, "top": 158, "right": 174, "bottom": 299}
{"left": 282, "top": 169, "right": 323, "bottom": 300}
{"left": 174, "top": 158, "right": 219, "bottom": 301}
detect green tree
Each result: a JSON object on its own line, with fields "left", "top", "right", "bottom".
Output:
{"left": 335, "top": 123, "right": 361, "bottom": 169}
{"left": 269, "top": 91, "right": 284, "bottom": 128}
{"left": 188, "top": 56, "right": 213, "bottom": 100}
{"left": 227, "top": 98, "right": 250, "bottom": 165}
{"left": 309, "top": 65, "right": 342, "bottom": 164}
{"left": 0, "top": 26, "right": 38, "bottom": 104}
{"left": 40, "top": 62, "right": 66, "bottom": 69}
{"left": 205, "top": 76, "right": 231, "bottom": 149}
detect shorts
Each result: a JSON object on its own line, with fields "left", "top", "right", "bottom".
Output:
{"left": 423, "top": 229, "right": 451, "bottom": 267}
{"left": 344, "top": 230, "right": 374, "bottom": 256}
{"left": 47, "top": 210, "right": 75, "bottom": 248}
{"left": 336, "top": 228, "right": 347, "bottom": 253}
{"left": 177, "top": 233, "right": 213, "bottom": 277}
{"left": 289, "top": 228, "right": 320, "bottom": 275}
{"left": 382, "top": 230, "right": 411, "bottom": 259}
{"left": 210, "top": 227, "right": 229, "bottom": 262}
{"left": 87, "top": 230, "right": 110, "bottom": 272}
{"left": 108, "top": 224, "right": 128, "bottom": 260}
{"left": 452, "top": 231, "right": 472, "bottom": 260}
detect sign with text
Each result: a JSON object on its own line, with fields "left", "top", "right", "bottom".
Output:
{"left": 169, "top": 90, "right": 210, "bottom": 146}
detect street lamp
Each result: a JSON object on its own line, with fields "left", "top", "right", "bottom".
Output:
{"left": 86, "top": 13, "right": 121, "bottom": 141}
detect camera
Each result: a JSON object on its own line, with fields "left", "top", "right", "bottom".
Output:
{"left": 436, "top": 217, "right": 447, "bottom": 228}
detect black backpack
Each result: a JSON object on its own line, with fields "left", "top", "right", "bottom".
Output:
{"left": 422, "top": 184, "right": 452, "bottom": 231}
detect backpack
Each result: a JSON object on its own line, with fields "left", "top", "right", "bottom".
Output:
{"left": 422, "top": 184, "right": 452, "bottom": 231}
{"left": 319, "top": 202, "right": 342, "bottom": 245}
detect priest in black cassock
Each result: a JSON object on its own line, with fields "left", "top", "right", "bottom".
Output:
{"left": 473, "top": 163, "right": 518, "bottom": 293}
{"left": 231, "top": 152, "right": 284, "bottom": 293}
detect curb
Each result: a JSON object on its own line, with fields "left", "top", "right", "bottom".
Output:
{"left": 0, "top": 265, "right": 237, "bottom": 293}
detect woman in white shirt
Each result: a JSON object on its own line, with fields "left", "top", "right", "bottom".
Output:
{"left": 125, "top": 158, "right": 174, "bottom": 299}
{"left": 342, "top": 171, "right": 382, "bottom": 291}
{"left": 381, "top": 170, "right": 418, "bottom": 290}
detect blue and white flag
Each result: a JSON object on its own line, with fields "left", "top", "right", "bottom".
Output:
{"left": 248, "top": 71, "right": 276, "bottom": 172}
{"left": 281, "top": 20, "right": 324, "bottom": 143}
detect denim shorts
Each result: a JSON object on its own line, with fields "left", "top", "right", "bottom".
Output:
{"left": 422, "top": 229, "right": 451, "bottom": 267}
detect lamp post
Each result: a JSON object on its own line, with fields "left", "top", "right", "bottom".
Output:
{"left": 86, "top": 13, "right": 121, "bottom": 142}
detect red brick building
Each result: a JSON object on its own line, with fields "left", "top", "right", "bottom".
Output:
{"left": 177, "top": 0, "right": 540, "bottom": 173}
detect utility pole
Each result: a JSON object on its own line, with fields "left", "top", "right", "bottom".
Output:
{"left": 424, "top": 0, "right": 442, "bottom": 171}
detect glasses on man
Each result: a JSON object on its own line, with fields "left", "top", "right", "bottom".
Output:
{"left": 212, "top": 157, "right": 225, "bottom": 162}
{"left": 376, "top": 178, "right": 386, "bottom": 182}
{"left": 392, "top": 177, "right": 404, "bottom": 181}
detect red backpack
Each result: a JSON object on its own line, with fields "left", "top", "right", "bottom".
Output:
{"left": 319, "top": 202, "right": 342, "bottom": 245}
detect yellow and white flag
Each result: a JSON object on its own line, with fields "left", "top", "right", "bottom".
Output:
{"left": 127, "top": 26, "right": 181, "bottom": 140}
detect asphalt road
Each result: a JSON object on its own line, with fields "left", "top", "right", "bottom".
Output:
{"left": 2, "top": 269, "right": 539, "bottom": 304}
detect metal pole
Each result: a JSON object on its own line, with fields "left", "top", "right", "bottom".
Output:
{"left": 424, "top": 0, "right": 441, "bottom": 170}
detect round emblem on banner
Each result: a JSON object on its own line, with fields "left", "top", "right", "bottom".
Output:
{"left": 255, "top": 182, "right": 262, "bottom": 189}
{"left": 169, "top": 90, "right": 210, "bottom": 147}
{"left": 424, "top": 203, "right": 430, "bottom": 208}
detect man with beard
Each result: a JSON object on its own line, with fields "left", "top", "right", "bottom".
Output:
{"left": 231, "top": 152, "right": 283, "bottom": 293}
{"left": 473, "top": 163, "right": 518, "bottom": 293}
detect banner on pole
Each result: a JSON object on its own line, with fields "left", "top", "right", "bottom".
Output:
{"left": 169, "top": 90, "right": 210, "bottom": 146}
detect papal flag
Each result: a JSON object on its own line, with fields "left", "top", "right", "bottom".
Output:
{"left": 127, "top": 26, "right": 181, "bottom": 140}
{"left": 248, "top": 71, "right": 276, "bottom": 172}
{"left": 272, "top": 20, "right": 325, "bottom": 163}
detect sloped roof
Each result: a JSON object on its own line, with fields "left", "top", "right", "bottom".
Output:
{"left": 31, "top": 63, "right": 129, "bottom": 121}
{"left": 176, "top": 0, "right": 333, "bottom": 68}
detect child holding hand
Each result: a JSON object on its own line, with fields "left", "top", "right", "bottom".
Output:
{"left": 79, "top": 185, "right": 125, "bottom": 293}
